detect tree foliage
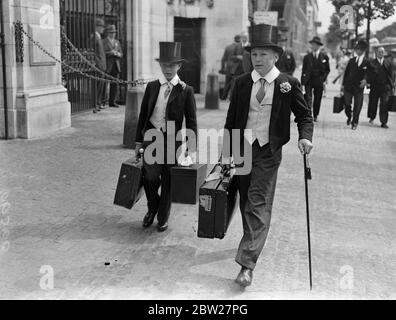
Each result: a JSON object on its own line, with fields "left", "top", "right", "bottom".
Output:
{"left": 326, "top": 13, "right": 349, "bottom": 49}
{"left": 331, "top": 0, "right": 396, "bottom": 23}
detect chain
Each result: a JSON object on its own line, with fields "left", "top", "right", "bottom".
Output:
{"left": 14, "top": 21, "right": 150, "bottom": 87}
{"left": 60, "top": 29, "right": 130, "bottom": 83}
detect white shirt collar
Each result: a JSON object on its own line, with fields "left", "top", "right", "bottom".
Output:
{"left": 159, "top": 74, "right": 180, "bottom": 86}
{"left": 251, "top": 67, "right": 280, "bottom": 85}
{"left": 356, "top": 54, "right": 365, "bottom": 60}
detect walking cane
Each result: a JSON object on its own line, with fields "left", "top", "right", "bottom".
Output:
{"left": 304, "top": 153, "right": 313, "bottom": 291}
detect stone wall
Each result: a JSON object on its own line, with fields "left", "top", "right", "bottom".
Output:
{"left": 0, "top": 0, "right": 71, "bottom": 139}
{"left": 132, "top": 0, "right": 248, "bottom": 93}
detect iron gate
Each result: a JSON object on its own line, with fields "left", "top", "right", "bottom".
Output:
{"left": 60, "top": 0, "right": 127, "bottom": 114}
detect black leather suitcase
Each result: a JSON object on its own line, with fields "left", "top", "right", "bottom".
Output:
{"left": 388, "top": 95, "right": 396, "bottom": 112}
{"left": 171, "top": 164, "right": 208, "bottom": 205}
{"left": 114, "top": 155, "right": 144, "bottom": 210}
{"left": 198, "top": 165, "right": 238, "bottom": 240}
{"left": 333, "top": 95, "right": 345, "bottom": 113}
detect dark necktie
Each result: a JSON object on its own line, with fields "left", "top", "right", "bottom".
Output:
{"left": 256, "top": 79, "right": 266, "bottom": 104}
{"left": 164, "top": 83, "right": 172, "bottom": 99}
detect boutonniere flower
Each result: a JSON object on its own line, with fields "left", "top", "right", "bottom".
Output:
{"left": 280, "top": 82, "right": 292, "bottom": 94}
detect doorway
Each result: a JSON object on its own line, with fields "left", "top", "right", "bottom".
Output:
{"left": 174, "top": 17, "right": 202, "bottom": 93}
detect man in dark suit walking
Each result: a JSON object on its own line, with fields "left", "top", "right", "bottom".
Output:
{"left": 367, "top": 46, "right": 394, "bottom": 129}
{"left": 90, "top": 18, "right": 107, "bottom": 113}
{"left": 342, "top": 40, "right": 370, "bottom": 130}
{"left": 223, "top": 24, "right": 314, "bottom": 288}
{"left": 135, "top": 42, "right": 197, "bottom": 232}
{"left": 301, "top": 36, "right": 330, "bottom": 122}
{"left": 103, "top": 25, "right": 123, "bottom": 108}
{"left": 220, "top": 35, "right": 245, "bottom": 100}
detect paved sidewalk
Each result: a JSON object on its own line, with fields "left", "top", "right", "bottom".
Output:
{"left": 0, "top": 66, "right": 395, "bottom": 300}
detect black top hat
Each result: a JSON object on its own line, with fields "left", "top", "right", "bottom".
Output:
{"left": 245, "top": 24, "right": 284, "bottom": 56}
{"left": 355, "top": 39, "right": 368, "bottom": 50}
{"left": 309, "top": 36, "right": 323, "bottom": 46}
{"left": 156, "top": 42, "right": 185, "bottom": 63}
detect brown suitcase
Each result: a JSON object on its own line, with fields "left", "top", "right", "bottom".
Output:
{"left": 198, "top": 165, "right": 238, "bottom": 240}
{"left": 114, "top": 154, "right": 144, "bottom": 210}
{"left": 333, "top": 95, "right": 345, "bottom": 113}
{"left": 171, "top": 164, "right": 208, "bottom": 205}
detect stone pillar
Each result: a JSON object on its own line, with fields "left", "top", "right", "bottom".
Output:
{"left": 0, "top": 0, "right": 71, "bottom": 139}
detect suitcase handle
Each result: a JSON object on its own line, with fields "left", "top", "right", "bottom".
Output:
{"left": 136, "top": 148, "right": 144, "bottom": 163}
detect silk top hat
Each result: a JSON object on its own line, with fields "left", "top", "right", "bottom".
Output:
{"left": 355, "top": 39, "right": 368, "bottom": 50}
{"left": 95, "top": 18, "right": 105, "bottom": 27}
{"left": 245, "top": 24, "right": 284, "bottom": 56}
{"left": 309, "top": 36, "right": 323, "bottom": 46}
{"left": 156, "top": 42, "right": 185, "bottom": 63}
{"left": 106, "top": 25, "right": 117, "bottom": 33}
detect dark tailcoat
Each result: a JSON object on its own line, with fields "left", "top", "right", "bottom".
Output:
{"left": 135, "top": 80, "right": 198, "bottom": 147}
{"left": 225, "top": 72, "right": 314, "bottom": 156}
{"left": 224, "top": 71, "right": 313, "bottom": 271}
{"left": 301, "top": 52, "right": 330, "bottom": 87}
{"left": 103, "top": 37, "right": 123, "bottom": 74}
{"left": 135, "top": 80, "right": 198, "bottom": 225}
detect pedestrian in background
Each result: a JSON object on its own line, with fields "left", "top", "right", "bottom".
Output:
{"left": 135, "top": 42, "right": 197, "bottom": 233}
{"left": 103, "top": 24, "right": 123, "bottom": 108}
{"left": 367, "top": 47, "right": 394, "bottom": 129}
{"left": 276, "top": 40, "right": 296, "bottom": 76}
{"left": 90, "top": 18, "right": 107, "bottom": 114}
{"left": 333, "top": 50, "right": 351, "bottom": 86}
{"left": 220, "top": 35, "right": 244, "bottom": 100}
{"left": 342, "top": 40, "right": 370, "bottom": 130}
{"left": 301, "top": 36, "right": 331, "bottom": 122}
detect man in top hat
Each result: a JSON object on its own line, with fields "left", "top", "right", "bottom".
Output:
{"left": 367, "top": 46, "right": 394, "bottom": 129}
{"left": 90, "top": 18, "right": 107, "bottom": 113}
{"left": 135, "top": 42, "right": 197, "bottom": 232}
{"left": 342, "top": 40, "right": 370, "bottom": 130}
{"left": 223, "top": 24, "right": 314, "bottom": 287}
{"left": 301, "top": 36, "right": 330, "bottom": 122}
{"left": 103, "top": 25, "right": 123, "bottom": 108}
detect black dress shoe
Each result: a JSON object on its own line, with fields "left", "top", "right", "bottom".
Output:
{"left": 143, "top": 212, "right": 156, "bottom": 228}
{"left": 347, "top": 118, "right": 351, "bottom": 126}
{"left": 235, "top": 267, "right": 253, "bottom": 288}
{"left": 381, "top": 124, "right": 389, "bottom": 129}
{"left": 157, "top": 222, "right": 169, "bottom": 232}
{"left": 352, "top": 124, "right": 358, "bottom": 130}
{"left": 109, "top": 103, "right": 120, "bottom": 108}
